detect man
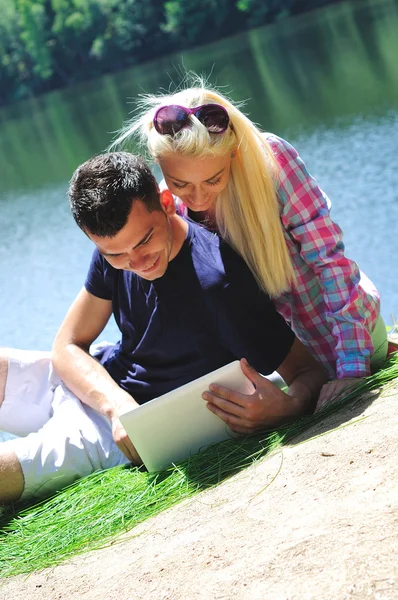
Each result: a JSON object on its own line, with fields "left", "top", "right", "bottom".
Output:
{"left": 0, "top": 153, "right": 327, "bottom": 504}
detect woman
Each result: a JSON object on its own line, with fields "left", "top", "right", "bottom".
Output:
{"left": 114, "top": 79, "right": 388, "bottom": 408}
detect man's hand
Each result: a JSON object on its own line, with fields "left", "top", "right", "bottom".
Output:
{"left": 202, "top": 358, "right": 305, "bottom": 434}
{"left": 111, "top": 415, "right": 142, "bottom": 465}
{"left": 315, "top": 378, "right": 362, "bottom": 412}
{"left": 110, "top": 391, "right": 143, "bottom": 464}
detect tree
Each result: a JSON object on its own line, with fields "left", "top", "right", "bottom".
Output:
{"left": 90, "top": 0, "right": 168, "bottom": 67}
{"left": 164, "top": 0, "right": 242, "bottom": 47}
{"left": 17, "top": 0, "right": 53, "bottom": 80}
{"left": 0, "top": 0, "right": 23, "bottom": 103}
{"left": 237, "top": 0, "right": 293, "bottom": 27}
{"left": 49, "top": 0, "right": 106, "bottom": 83}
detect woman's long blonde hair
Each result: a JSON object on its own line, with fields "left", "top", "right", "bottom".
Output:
{"left": 113, "top": 77, "right": 295, "bottom": 297}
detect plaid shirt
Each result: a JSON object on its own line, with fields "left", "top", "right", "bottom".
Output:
{"left": 268, "top": 134, "right": 379, "bottom": 379}
{"left": 174, "top": 134, "right": 380, "bottom": 379}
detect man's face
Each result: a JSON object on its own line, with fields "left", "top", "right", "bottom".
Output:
{"left": 87, "top": 196, "right": 176, "bottom": 281}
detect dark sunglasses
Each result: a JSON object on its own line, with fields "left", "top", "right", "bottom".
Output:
{"left": 153, "top": 104, "right": 230, "bottom": 136}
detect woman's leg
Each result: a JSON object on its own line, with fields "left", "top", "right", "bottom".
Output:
{"left": 370, "top": 315, "right": 388, "bottom": 372}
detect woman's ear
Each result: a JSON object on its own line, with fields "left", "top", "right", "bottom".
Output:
{"left": 159, "top": 189, "right": 176, "bottom": 215}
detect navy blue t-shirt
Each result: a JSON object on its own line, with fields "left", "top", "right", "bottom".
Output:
{"left": 84, "top": 219, "right": 294, "bottom": 404}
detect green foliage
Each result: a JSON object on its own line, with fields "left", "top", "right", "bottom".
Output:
{"left": 17, "top": 0, "right": 53, "bottom": 78}
{"left": 0, "top": 0, "right": 26, "bottom": 100}
{"left": 237, "top": 0, "right": 293, "bottom": 26}
{"left": 91, "top": 0, "right": 167, "bottom": 65}
{"left": 164, "top": 0, "right": 241, "bottom": 46}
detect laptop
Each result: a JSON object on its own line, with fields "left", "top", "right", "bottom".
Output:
{"left": 119, "top": 361, "right": 254, "bottom": 472}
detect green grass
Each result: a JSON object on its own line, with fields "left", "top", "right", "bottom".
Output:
{"left": 1, "top": 354, "right": 397, "bottom": 578}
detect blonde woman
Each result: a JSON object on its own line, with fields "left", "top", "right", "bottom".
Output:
{"left": 114, "top": 80, "right": 388, "bottom": 409}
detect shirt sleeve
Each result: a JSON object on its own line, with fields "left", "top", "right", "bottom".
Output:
{"left": 268, "top": 134, "right": 375, "bottom": 378}
{"left": 84, "top": 249, "right": 114, "bottom": 301}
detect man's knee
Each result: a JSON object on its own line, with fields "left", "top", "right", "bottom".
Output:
{"left": 0, "top": 348, "right": 9, "bottom": 408}
{"left": 0, "top": 447, "right": 24, "bottom": 504}
{"left": 0, "top": 349, "right": 56, "bottom": 437}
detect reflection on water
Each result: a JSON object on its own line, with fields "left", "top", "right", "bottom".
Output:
{"left": 0, "top": 0, "right": 397, "bottom": 354}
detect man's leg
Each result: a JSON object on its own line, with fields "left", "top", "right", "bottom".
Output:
{"left": 0, "top": 349, "right": 24, "bottom": 503}
{"left": 1, "top": 382, "right": 129, "bottom": 504}
{"left": 0, "top": 446, "right": 24, "bottom": 504}
{"left": 0, "top": 348, "right": 55, "bottom": 437}
{"left": 0, "top": 350, "right": 8, "bottom": 408}
{"left": 0, "top": 349, "right": 129, "bottom": 504}
{"left": 0, "top": 348, "right": 55, "bottom": 504}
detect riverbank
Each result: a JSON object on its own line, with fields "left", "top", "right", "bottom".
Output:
{"left": 1, "top": 371, "right": 397, "bottom": 599}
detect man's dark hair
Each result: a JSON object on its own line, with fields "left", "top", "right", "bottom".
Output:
{"left": 68, "top": 152, "right": 161, "bottom": 237}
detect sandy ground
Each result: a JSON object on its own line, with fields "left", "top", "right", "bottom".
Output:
{"left": 1, "top": 382, "right": 398, "bottom": 600}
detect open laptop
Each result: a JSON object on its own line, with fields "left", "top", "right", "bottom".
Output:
{"left": 119, "top": 361, "right": 254, "bottom": 472}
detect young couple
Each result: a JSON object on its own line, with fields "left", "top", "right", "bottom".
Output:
{"left": 0, "top": 80, "right": 387, "bottom": 504}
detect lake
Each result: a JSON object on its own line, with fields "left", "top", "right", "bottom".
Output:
{"left": 0, "top": 0, "right": 397, "bottom": 354}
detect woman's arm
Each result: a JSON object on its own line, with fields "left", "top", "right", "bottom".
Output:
{"left": 268, "top": 134, "right": 379, "bottom": 379}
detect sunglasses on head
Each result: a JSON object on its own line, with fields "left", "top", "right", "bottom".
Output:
{"left": 153, "top": 104, "right": 230, "bottom": 136}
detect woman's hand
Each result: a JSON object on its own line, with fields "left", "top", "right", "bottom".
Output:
{"left": 315, "top": 378, "right": 362, "bottom": 412}
{"left": 202, "top": 359, "right": 306, "bottom": 434}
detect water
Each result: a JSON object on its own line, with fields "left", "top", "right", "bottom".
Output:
{"left": 0, "top": 0, "right": 397, "bottom": 355}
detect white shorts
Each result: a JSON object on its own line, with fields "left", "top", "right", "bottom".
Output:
{"left": 0, "top": 349, "right": 129, "bottom": 501}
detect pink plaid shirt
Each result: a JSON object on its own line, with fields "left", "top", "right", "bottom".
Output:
{"left": 268, "top": 134, "right": 379, "bottom": 379}
{"left": 174, "top": 134, "right": 380, "bottom": 379}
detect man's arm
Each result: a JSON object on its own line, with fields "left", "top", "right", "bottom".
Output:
{"left": 203, "top": 338, "right": 328, "bottom": 434}
{"left": 52, "top": 287, "right": 140, "bottom": 462}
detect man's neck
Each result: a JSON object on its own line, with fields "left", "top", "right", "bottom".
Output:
{"left": 169, "top": 214, "right": 189, "bottom": 261}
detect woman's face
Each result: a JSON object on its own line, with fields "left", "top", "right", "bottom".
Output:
{"left": 158, "top": 154, "right": 232, "bottom": 213}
